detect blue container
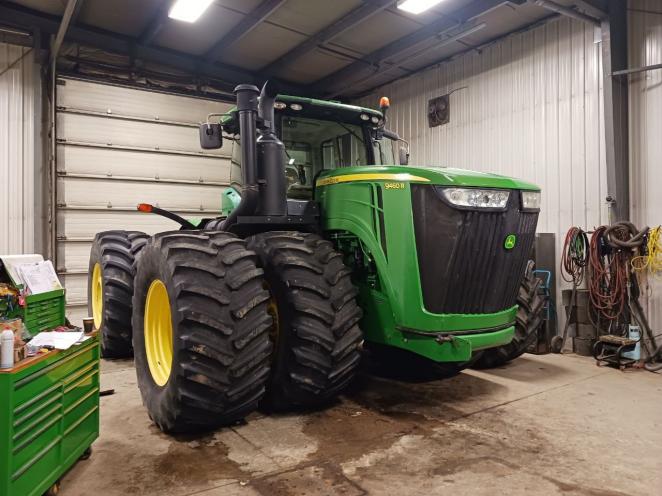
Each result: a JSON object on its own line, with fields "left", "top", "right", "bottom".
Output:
{"left": 623, "top": 325, "right": 641, "bottom": 360}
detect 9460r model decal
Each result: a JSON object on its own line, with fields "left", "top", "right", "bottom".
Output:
{"left": 316, "top": 173, "right": 430, "bottom": 187}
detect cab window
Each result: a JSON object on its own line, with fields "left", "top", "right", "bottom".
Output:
{"left": 281, "top": 116, "right": 368, "bottom": 199}
{"left": 230, "top": 116, "right": 372, "bottom": 200}
{"left": 373, "top": 137, "right": 398, "bottom": 165}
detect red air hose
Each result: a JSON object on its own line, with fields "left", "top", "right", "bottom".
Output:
{"left": 588, "top": 222, "right": 647, "bottom": 321}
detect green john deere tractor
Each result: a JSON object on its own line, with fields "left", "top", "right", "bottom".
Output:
{"left": 88, "top": 82, "right": 543, "bottom": 432}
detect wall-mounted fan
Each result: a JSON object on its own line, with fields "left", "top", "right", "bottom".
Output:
{"left": 428, "top": 94, "right": 450, "bottom": 128}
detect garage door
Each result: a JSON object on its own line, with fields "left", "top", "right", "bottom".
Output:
{"left": 55, "top": 78, "right": 233, "bottom": 325}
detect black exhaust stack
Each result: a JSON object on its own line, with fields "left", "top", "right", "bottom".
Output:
{"left": 221, "top": 84, "right": 260, "bottom": 230}
{"left": 221, "top": 80, "right": 317, "bottom": 233}
{"left": 256, "top": 81, "right": 287, "bottom": 217}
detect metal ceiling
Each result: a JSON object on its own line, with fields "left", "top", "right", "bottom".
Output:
{"left": 0, "top": 0, "right": 604, "bottom": 99}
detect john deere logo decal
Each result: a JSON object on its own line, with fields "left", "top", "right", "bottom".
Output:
{"left": 504, "top": 234, "right": 517, "bottom": 250}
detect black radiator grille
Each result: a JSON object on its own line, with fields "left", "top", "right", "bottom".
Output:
{"left": 411, "top": 185, "right": 538, "bottom": 314}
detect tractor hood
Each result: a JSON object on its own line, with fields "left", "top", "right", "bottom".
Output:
{"left": 316, "top": 165, "right": 540, "bottom": 191}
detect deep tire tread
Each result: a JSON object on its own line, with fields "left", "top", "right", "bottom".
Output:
{"left": 88, "top": 230, "right": 149, "bottom": 357}
{"left": 132, "top": 231, "right": 273, "bottom": 433}
{"left": 247, "top": 231, "right": 364, "bottom": 410}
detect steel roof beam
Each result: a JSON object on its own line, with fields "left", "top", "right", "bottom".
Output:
{"left": 531, "top": 0, "right": 600, "bottom": 26}
{"left": 309, "top": 0, "right": 512, "bottom": 97}
{"left": 573, "top": 0, "right": 607, "bottom": 19}
{"left": 50, "top": 0, "right": 84, "bottom": 65}
{"left": 0, "top": 3, "right": 306, "bottom": 94}
{"left": 203, "top": 0, "right": 286, "bottom": 61}
{"left": 600, "top": 0, "right": 629, "bottom": 221}
{"left": 260, "top": 0, "right": 394, "bottom": 76}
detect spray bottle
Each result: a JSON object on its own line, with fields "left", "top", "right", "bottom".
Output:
{"left": 1, "top": 329, "right": 14, "bottom": 369}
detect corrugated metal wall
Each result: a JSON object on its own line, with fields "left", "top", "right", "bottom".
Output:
{"left": 629, "top": 0, "right": 662, "bottom": 344}
{"left": 355, "top": 16, "right": 608, "bottom": 315}
{"left": 0, "top": 43, "right": 35, "bottom": 255}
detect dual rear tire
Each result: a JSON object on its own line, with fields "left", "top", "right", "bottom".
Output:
{"left": 247, "top": 232, "right": 364, "bottom": 410}
{"left": 99, "top": 230, "right": 363, "bottom": 432}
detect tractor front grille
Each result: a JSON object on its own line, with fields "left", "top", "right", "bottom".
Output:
{"left": 411, "top": 185, "right": 538, "bottom": 315}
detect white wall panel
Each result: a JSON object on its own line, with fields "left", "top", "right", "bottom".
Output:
{"left": 356, "top": 17, "right": 608, "bottom": 311}
{"left": 0, "top": 43, "right": 35, "bottom": 254}
{"left": 629, "top": 0, "right": 662, "bottom": 346}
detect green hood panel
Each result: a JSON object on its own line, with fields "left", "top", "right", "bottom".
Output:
{"left": 317, "top": 165, "right": 540, "bottom": 191}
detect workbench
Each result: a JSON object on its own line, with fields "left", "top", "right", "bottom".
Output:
{"left": 0, "top": 333, "right": 100, "bottom": 496}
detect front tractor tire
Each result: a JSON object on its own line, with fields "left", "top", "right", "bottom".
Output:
{"left": 472, "top": 261, "right": 544, "bottom": 369}
{"left": 88, "top": 230, "right": 149, "bottom": 358}
{"left": 247, "top": 232, "right": 364, "bottom": 410}
{"left": 132, "top": 231, "right": 273, "bottom": 433}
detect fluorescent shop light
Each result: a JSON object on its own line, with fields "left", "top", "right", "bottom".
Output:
{"left": 397, "top": 0, "right": 446, "bottom": 15}
{"left": 168, "top": 0, "right": 214, "bottom": 23}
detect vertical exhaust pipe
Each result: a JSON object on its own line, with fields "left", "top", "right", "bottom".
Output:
{"left": 256, "top": 81, "right": 287, "bottom": 217}
{"left": 221, "top": 84, "right": 260, "bottom": 230}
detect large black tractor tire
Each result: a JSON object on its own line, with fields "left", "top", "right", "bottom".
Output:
{"left": 247, "top": 232, "right": 364, "bottom": 410}
{"left": 88, "top": 230, "right": 149, "bottom": 358}
{"left": 132, "top": 231, "right": 273, "bottom": 432}
{"left": 472, "top": 261, "right": 544, "bottom": 369}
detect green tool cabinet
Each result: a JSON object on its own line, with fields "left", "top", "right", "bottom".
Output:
{"left": 21, "top": 289, "right": 66, "bottom": 335}
{"left": 0, "top": 334, "right": 100, "bottom": 496}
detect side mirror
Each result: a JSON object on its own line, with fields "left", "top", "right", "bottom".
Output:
{"left": 399, "top": 146, "right": 409, "bottom": 165}
{"left": 199, "top": 123, "right": 222, "bottom": 149}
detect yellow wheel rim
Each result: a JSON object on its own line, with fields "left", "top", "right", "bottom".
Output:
{"left": 91, "top": 263, "right": 103, "bottom": 329}
{"left": 144, "top": 279, "right": 173, "bottom": 387}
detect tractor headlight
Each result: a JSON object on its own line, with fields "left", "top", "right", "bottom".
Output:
{"left": 521, "top": 190, "right": 541, "bottom": 210}
{"left": 441, "top": 188, "right": 510, "bottom": 209}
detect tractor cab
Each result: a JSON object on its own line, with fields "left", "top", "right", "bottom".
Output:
{"left": 227, "top": 95, "right": 408, "bottom": 202}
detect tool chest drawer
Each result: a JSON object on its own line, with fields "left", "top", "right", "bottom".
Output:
{"left": 20, "top": 289, "right": 66, "bottom": 335}
{"left": 0, "top": 335, "right": 100, "bottom": 496}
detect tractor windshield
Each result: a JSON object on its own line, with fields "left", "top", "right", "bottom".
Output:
{"left": 279, "top": 115, "right": 369, "bottom": 199}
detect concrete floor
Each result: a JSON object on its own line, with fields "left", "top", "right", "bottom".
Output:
{"left": 61, "top": 353, "right": 661, "bottom": 496}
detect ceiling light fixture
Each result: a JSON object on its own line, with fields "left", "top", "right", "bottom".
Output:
{"left": 168, "top": 0, "right": 214, "bottom": 23}
{"left": 397, "top": 0, "right": 446, "bottom": 15}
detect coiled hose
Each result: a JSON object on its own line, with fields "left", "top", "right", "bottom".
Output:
{"left": 586, "top": 222, "right": 662, "bottom": 371}
{"left": 553, "top": 227, "right": 589, "bottom": 353}
{"left": 632, "top": 225, "right": 662, "bottom": 275}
